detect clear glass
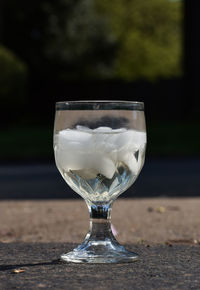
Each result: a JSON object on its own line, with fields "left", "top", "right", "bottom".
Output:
{"left": 54, "top": 101, "right": 146, "bottom": 263}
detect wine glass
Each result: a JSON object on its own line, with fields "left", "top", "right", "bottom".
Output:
{"left": 54, "top": 101, "right": 146, "bottom": 263}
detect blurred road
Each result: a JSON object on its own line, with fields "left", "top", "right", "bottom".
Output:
{"left": 0, "top": 159, "right": 199, "bottom": 199}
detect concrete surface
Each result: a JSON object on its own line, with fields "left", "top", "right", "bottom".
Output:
{"left": 0, "top": 199, "right": 200, "bottom": 244}
{"left": 0, "top": 243, "right": 199, "bottom": 289}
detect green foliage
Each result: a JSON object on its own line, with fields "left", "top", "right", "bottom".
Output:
{"left": 0, "top": 45, "right": 27, "bottom": 105}
{"left": 41, "top": 0, "right": 116, "bottom": 79}
{"left": 3, "top": 0, "right": 183, "bottom": 82}
{"left": 97, "top": 0, "right": 183, "bottom": 81}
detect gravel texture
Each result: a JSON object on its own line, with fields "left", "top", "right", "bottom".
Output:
{"left": 0, "top": 243, "right": 200, "bottom": 290}
{"left": 0, "top": 198, "right": 200, "bottom": 289}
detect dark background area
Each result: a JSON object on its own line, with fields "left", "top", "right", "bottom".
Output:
{"left": 0, "top": 0, "right": 199, "bottom": 198}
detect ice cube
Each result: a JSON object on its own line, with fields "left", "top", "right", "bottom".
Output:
{"left": 121, "top": 152, "right": 138, "bottom": 175}
{"left": 97, "top": 129, "right": 127, "bottom": 154}
{"left": 112, "top": 128, "right": 126, "bottom": 133}
{"left": 59, "top": 129, "right": 91, "bottom": 143}
{"left": 55, "top": 137, "right": 116, "bottom": 179}
{"left": 55, "top": 148, "right": 88, "bottom": 172}
{"left": 76, "top": 125, "right": 92, "bottom": 132}
{"left": 93, "top": 154, "right": 116, "bottom": 179}
{"left": 55, "top": 127, "right": 146, "bottom": 179}
{"left": 57, "top": 130, "right": 93, "bottom": 153}
{"left": 73, "top": 169, "right": 98, "bottom": 179}
{"left": 93, "top": 127, "right": 112, "bottom": 132}
{"left": 129, "top": 130, "right": 147, "bottom": 149}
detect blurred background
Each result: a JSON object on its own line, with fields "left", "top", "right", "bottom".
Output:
{"left": 0, "top": 0, "right": 199, "bottom": 198}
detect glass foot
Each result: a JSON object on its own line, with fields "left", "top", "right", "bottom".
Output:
{"left": 61, "top": 241, "right": 138, "bottom": 263}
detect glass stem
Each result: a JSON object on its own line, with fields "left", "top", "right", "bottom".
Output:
{"left": 84, "top": 202, "right": 117, "bottom": 243}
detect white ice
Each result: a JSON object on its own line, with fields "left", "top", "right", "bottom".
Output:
{"left": 55, "top": 126, "right": 146, "bottom": 179}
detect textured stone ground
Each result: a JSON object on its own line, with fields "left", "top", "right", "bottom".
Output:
{"left": 0, "top": 243, "right": 200, "bottom": 290}
{"left": 0, "top": 198, "right": 200, "bottom": 244}
{"left": 0, "top": 198, "right": 200, "bottom": 289}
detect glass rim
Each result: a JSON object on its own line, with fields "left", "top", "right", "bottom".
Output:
{"left": 56, "top": 100, "right": 144, "bottom": 111}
